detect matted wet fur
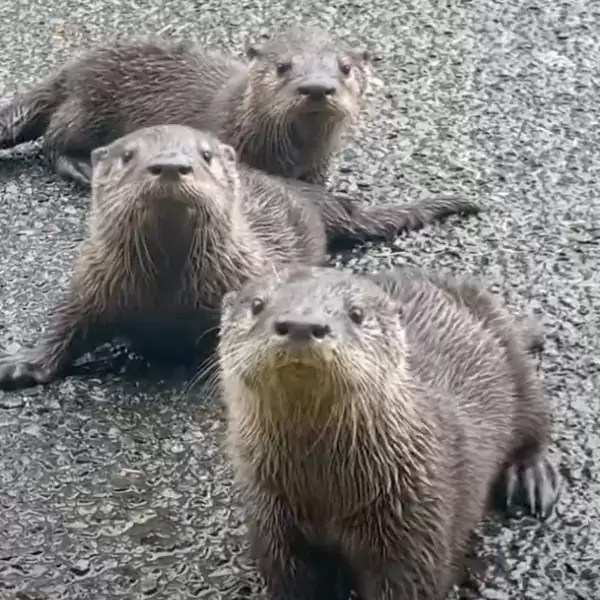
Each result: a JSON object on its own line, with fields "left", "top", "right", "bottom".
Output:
{"left": 0, "top": 125, "right": 480, "bottom": 390}
{"left": 216, "top": 265, "right": 561, "bottom": 600}
{"left": 0, "top": 27, "right": 373, "bottom": 187}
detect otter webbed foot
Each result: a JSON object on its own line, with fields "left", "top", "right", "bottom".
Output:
{"left": 501, "top": 456, "right": 561, "bottom": 520}
{"left": 0, "top": 348, "right": 55, "bottom": 391}
{"left": 53, "top": 154, "right": 93, "bottom": 188}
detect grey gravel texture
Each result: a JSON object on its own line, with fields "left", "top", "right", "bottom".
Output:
{"left": 0, "top": 0, "right": 599, "bottom": 599}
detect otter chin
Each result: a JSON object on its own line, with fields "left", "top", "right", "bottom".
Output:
{"left": 240, "top": 319, "right": 341, "bottom": 417}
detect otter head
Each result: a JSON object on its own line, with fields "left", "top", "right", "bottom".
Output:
{"left": 243, "top": 27, "right": 373, "bottom": 144}
{"left": 88, "top": 124, "right": 241, "bottom": 247}
{"left": 218, "top": 265, "right": 406, "bottom": 423}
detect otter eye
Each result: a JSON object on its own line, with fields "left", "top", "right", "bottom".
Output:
{"left": 339, "top": 63, "right": 352, "bottom": 76}
{"left": 276, "top": 61, "right": 292, "bottom": 75}
{"left": 348, "top": 307, "right": 364, "bottom": 325}
{"left": 250, "top": 297, "right": 265, "bottom": 316}
{"left": 122, "top": 149, "right": 134, "bottom": 165}
{"left": 202, "top": 150, "right": 212, "bottom": 164}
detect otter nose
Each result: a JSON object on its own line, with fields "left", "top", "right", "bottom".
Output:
{"left": 297, "top": 82, "right": 336, "bottom": 99}
{"left": 147, "top": 154, "right": 193, "bottom": 178}
{"left": 274, "top": 319, "right": 332, "bottom": 342}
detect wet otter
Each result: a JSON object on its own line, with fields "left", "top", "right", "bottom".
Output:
{"left": 217, "top": 265, "right": 560, "bottom": 600}
{"left": 0, "top": 27, "right": 372, "bottom": 187}
{"left": 0, "top": 125, "right": 479, "bottom": 390}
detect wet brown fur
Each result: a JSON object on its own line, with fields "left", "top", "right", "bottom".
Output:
{"left": 216, "top": 265, "right": 560, "bottom": 600}
{"left": 0, "top": 124, "right": 326, "bottom": 388}
{"left": 0, "top": 27, "right": 372, "bottom": 186}
{"left": 0, "top": 125, "right": 481, "bottom": 390}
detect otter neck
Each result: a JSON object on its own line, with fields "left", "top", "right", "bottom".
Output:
{"left": 229, "top": 371, "right": 434, "bottom": 522}
{"left": 138, "top": 208, "right": 198, "bottom": 274}
{"left": 88, "top": 196, "right": 256, "bottom": 307}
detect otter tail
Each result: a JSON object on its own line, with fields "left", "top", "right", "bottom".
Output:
{"left": 0, "top": 73, "right": 66, "bottom": 150}
{"left": 321, "top": 194, "right": 483, "bottom": 248}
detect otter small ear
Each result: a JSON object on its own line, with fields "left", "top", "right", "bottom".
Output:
{"left": 246, "top": 43, "right": 262, "bottom": 60}
{"left": 352, "top": 48, "right": 378, "bottom": 65}
{"left": 219, "top": 143, "right": 238, "bottom": 166}
{"left": 221, "top": 290, "right": 239, "bottom": 312}
{"left": 91, "top": 146, "right": 108, "bottom": 169}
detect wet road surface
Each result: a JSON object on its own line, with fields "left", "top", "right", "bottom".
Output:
{"left": 0, "top": 1, "right": 599, "bottom": 598}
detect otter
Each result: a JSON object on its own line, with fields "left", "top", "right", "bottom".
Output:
{"left": 0, "top": 124, "right": 479, "bottom": 391}
{"left": 0, "top": 27, "right": 373, "bottom": 187}
{"left": 216, "top": 265, "right": 560, "bottom": 600}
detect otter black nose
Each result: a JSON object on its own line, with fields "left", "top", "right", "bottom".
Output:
{"left": 297, "top": 82, "right": 336, "bottom": 99}
{"left": 274, "top": 319, "right": 331, "bottom": 342}
{"left": 147, "top": 156, "right": 193, "bottom": 177}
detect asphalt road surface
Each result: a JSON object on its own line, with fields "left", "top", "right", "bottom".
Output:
{"left": 0, "top": 1, "right": 599, "bottom": 599}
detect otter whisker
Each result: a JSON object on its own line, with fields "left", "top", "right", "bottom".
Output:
{"left": 183, "top": 355, "right": 222, "bottom": 397}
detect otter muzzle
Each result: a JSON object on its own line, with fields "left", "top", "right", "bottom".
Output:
{"left": 146, "top": 153, "right": 193, "bottom": 179}
{"left": 296, "top": 78, "right": 338, "bottom": 100}
{"left": 274, "top": 318, "right": 330, "bottom": 342}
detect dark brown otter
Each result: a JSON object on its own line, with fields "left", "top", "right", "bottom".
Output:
{"left": 0, "top": 27, "right": 373, "bottom": 187}
{"left": 0, "top": 124, "right": 479, "bottom": 390}
{"left": 216, "top": 265, "right": 560, "bottom": 600}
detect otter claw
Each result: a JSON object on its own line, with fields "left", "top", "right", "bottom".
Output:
{"left": 503, "top": 458, "right": 561, "bottom": 520}
{"left": 0, "top": 351, "right": 51, "bottom": 391}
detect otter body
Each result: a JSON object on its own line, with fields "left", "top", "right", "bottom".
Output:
{"left": 217, "top": 266, "right": 560, "bottom": 600}
{"left": 0, "top": 124, "right": 325, "bottom": 389}
{"left": 0, "top": 125, "right": 479, "bottom": 390}
{"left": 0, "top": 27, "right": 372, "bottom": 186}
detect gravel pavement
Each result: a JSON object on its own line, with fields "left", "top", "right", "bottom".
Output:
{"left": 1, "top": 1, "right": 599, "bottom": 599}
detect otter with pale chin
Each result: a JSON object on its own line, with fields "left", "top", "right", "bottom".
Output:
{"left": 217, "top": 264, "right": 561, "bottom": 600}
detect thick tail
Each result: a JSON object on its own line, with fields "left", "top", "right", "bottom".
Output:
{"left": 0, "top": 74, "right": 65, "bottom": 150}
{"left": 323, "top": 195, "right": 483, "bottom": 247}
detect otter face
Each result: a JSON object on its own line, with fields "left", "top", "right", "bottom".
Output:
{"left": 89, "top": 124, "right": 239, "bottom": 223}
{"left": 218, "top": 265, "right": 405, "bottom": 395}
{"left": 245, "top": 28, "right": 372, "bottom": 126}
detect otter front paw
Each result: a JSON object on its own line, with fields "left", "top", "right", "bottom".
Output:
{"left": 253, "top": 536, "right": 343, "bottom": 600}
{"left": 503, "top": 456, "right": 561, "bottom": 520}
{"left": 0, "top": 350, "right": 53, "bottom": 390}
